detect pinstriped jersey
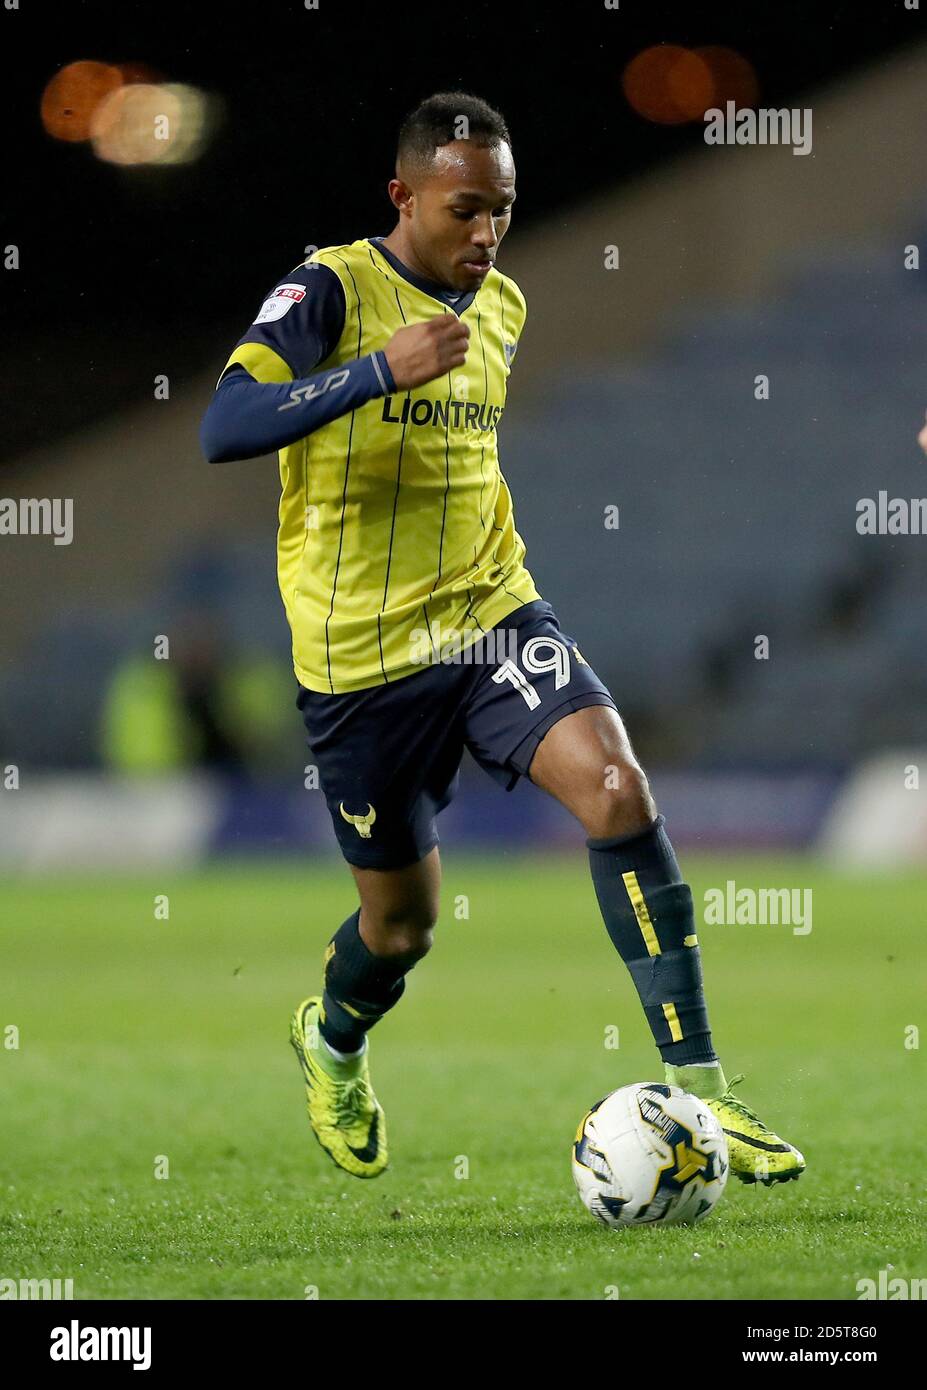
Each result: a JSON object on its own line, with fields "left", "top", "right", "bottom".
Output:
{"left": 222, "top": 236, "right": 540, "bottom": 693}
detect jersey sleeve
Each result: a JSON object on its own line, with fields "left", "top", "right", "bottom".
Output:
{"left": 218, "top": 262, "right": 347, "bottom": 386}
{"left": 201, "top": 257, "right": 396, "bottom": 464}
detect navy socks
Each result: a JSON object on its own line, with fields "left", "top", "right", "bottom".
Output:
{"left": 587, "top": 815, "right": 717, "bottom": 1065}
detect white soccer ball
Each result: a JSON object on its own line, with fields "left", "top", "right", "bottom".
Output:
{"left": 572, "top": 1082, "right": 729, "bottom": 1228}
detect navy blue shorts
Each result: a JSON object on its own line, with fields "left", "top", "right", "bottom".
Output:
{"left": 296, "top": 599, "right": 618, "bottom": 869}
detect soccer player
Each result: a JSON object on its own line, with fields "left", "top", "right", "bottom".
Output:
{"left": 200, "top": 92, "right": 804, "bottom": 1186}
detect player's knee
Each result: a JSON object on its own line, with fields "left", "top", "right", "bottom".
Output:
{"left": 361, "top": 901, "right": 437, "bottom": 960}
{"left": 583, "top": 756, "right": 655, "bottom": 839}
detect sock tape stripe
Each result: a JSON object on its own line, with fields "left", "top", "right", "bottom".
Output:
{"left": 662, "top": 1001, "right": 684, "bottom": 1042}
{"left": 621, "top": 870, "right": 661, "bottom": 956}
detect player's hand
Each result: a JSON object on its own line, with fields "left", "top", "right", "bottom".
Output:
{"left": 383, "top": 317, "right": 470, "bottom": 390}
{"left": 918, "top": 410, "right": 927, "bottom": 456}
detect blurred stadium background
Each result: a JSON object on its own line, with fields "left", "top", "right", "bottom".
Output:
{"left": 3, "top": 0, "right": 927, "bottom": 872}
{"left": 4, "top": 0, "right": 927, "bottom": 1310}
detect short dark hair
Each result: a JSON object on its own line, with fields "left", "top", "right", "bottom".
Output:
{"left": 396, "top": 91, "right": 511, "bottom": 181}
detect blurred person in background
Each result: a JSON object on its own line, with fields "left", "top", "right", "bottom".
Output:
{"left": 100, "top": 607, "right": 292, "bottom": 779}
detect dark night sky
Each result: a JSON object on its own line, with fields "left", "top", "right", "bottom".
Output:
{"left": 2, "top": 0, "right": 921, "bottom": 459}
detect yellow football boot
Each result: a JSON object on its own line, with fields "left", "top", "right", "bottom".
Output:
{"left": 666, "top": 1063, "right": 805, "bottom": 1185}
{"left": 289, "top": 996, "right": 388, "bottom": 1179}
{"left": 705, "top": 1073, "right": 805, "bottom": 1186}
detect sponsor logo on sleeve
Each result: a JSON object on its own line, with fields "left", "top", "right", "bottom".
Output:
{"left": 253, "top": 283, "right": 307, "bottom": 324}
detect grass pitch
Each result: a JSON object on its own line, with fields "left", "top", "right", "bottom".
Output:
{"left": 1, "top": 853, "right": 924, "bottom": 1300}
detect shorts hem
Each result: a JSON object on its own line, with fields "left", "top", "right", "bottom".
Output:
{"left": 336, "top": 834, "right": 440, "bottom": 871}
{"left": 504, "top": 692, "right": 620, "bottom": 787}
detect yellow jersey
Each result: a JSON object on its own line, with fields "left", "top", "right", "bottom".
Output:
{"left": 221, "top": 236, "right": 540, "bottom": 693}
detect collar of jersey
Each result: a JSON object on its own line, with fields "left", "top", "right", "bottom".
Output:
{"left": 367, "top": 236, "right": 478, "bottom": 317}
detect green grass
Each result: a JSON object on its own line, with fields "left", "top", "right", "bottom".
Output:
{"left": 1, "top": 853, "right": 925, "bottom": 1300}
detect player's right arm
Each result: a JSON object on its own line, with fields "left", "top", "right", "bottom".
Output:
{"left": 200, "top": 264, "right": 470, "bottom": 464}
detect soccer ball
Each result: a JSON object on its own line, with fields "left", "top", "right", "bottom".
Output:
{"left": 572, "top": 1082, "right": 729, "bottom": 1228}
